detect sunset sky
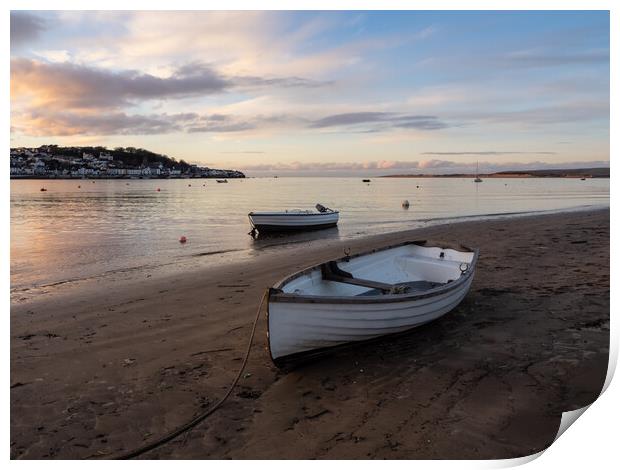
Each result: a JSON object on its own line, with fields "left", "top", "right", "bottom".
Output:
{"left": 10, "top": 10, "right": 610, "bottom": 175}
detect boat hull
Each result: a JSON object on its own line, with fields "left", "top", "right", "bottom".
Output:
{"left": 268, "top": 275, "right": 473, "bottom": 365}
{"left": 253, "top": 221, "right": 338, "bottom": 232}
{"left": 248, "top": 212, "right": 339, "bottom": 233}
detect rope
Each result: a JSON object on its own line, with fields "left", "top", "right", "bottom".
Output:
{"left": 111, "top": 289, "right": 269, "bottom": 460}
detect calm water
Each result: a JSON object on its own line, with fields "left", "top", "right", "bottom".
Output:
{"left": 11, "top": 177, "right": 609, "bottom": 294}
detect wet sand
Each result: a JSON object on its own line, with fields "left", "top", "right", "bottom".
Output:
{"left": 11, "top": 209, "right": 609, "bottom": 459}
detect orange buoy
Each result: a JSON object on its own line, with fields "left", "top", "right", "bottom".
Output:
{"left": 179, "top": 236, "right": 187, "bottom": 243}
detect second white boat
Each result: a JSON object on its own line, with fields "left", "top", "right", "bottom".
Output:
{"left": 248, "top": 204, "right": 339, "bottom": 235}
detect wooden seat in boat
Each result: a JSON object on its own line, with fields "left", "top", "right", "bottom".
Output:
{"left": 321, "top": 261, "right": 446, "bottom": 295}
{"left": 321, "top": 261, "right": 394, "bottom": 293}
{"left": 355, "top": 280, "right": 445, "bottom": 296}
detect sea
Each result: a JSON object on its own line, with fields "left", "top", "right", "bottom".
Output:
{"left": 10, "top": 177, "right": 609, "bottom": 299}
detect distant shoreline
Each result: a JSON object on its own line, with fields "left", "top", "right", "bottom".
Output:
{"left": 382, "top": 167, "right": 610, "bottom": 179}
{"left": 9, "top": 172, "right": 609, "bottom": 180}
{"left": 381, "top": 174, "right": 609, "bottom": 179}
{"left": 9, "top": 175, "right": 245, "bottom": 180}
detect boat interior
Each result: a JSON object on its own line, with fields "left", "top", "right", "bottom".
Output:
{"left": 281, "top": 243, "right": 475, "bottom": 297}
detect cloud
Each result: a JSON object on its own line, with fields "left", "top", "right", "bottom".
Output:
{"left": 12, "top": 110, "right": 195, "bottom": 136}
{"left": 11, "top": 58, "right": 230, "bottom": 109}
{"left": 503, "top": 48, "right": 609, "bottom": 67}
{"left": 422, "top": 151, "right": 557, "bottom": 156}
{"left": 187, "top": 122, "right": 256, "bottom": 133}
{"left": 450, "top": 101, "right": 609, "bottom": 128}
{"left": 239, "top": 160, "right": 431, "bottom": 171}
{"left": 310, "top": 112, "right": 449, "bottom": 131}
{"left": 11, "top": 58, "right": 332, "bottom": 112}
{"left": 238, "top": 159, "right": 610, "bottom": 175}
{"left": 11, "top": 109, "right": 274, "bottom": 136}
{"left": 396, "top": 117, "right": 450, "bottom": 130}
{"left": 10, "top": 12, "right": 47, "bottom": 48}
{"left": 310, "top": 112, "right": 390, "bottom": 128}
{"left": 233, "top": 75, "right": 331, "bottom": 89}
{"left": 105, "top": 12, "right": 436, "bottom": 79}
{"left": 425, "top": 44, "right": 608, "bottom": 75}
{"left": 33, "top": 49, "right": 72, "bottom": 63}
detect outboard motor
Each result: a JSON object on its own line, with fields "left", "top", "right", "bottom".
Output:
{"left": 316, "top": 203, "right": 331, "bottom": 213}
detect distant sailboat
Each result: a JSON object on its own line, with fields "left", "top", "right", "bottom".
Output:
{"left": 474, "top": 162, "right": 483, "bottom": 183}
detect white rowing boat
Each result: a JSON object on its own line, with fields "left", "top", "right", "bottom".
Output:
{"left": 267, "top": 240, "right": 478, "bottom": 366}
{"left": 248, "top": 204, "right": 339, "bottom": 235}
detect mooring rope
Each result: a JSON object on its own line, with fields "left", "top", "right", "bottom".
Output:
{"left": 111, "top": 289, "right": 269, "bottom": 460}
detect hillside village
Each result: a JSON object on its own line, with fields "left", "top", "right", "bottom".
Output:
{"left": 9, "top": 145, "right": 245, "bottom": 179}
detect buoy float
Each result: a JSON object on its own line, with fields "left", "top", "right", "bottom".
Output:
{"left": 78, "top": 185, "right": 81, "bottom": 188}
{"left": 156, "top": 188, "right": 160, "bottom": 192}
{"left": 179, "top": 236, "right": 187, "bottom": 243}
{"left": 402, "top": 199, "right": 410, "bottom": 209}
{"left": 188, "top": 184, "right": 191, "bottom": 187}
{"left": 40, "top": 187, "right": 47, "bottom": 192}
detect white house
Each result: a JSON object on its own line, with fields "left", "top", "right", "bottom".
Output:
{"left": 142, "top": 165, "right": 161, "bottom": 176}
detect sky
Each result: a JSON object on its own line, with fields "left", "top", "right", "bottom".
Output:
{"left": 9, "top": 10, "right": 610, "bottom": 175}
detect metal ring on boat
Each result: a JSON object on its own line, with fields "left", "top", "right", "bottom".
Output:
{"left": 459, "top": 262, "right": 469, "bottom": 274}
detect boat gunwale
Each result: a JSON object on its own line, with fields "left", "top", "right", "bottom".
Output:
{"left": 268, "top": 240, "right": 479, "bottom": 305}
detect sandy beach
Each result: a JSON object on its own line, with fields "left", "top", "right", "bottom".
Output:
{"left": 10, "top": 208, "right": 609, "bottom": 459}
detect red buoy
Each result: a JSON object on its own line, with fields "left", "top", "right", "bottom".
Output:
{"left": 157, "top": 188, "right": 161, "bottom": 192}
{"left": 179, "top": 236, "right": 187, "bottom": 243}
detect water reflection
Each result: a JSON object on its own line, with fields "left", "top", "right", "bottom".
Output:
{"left": 251, "top": 226, "right": 341, "bottom": 251}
